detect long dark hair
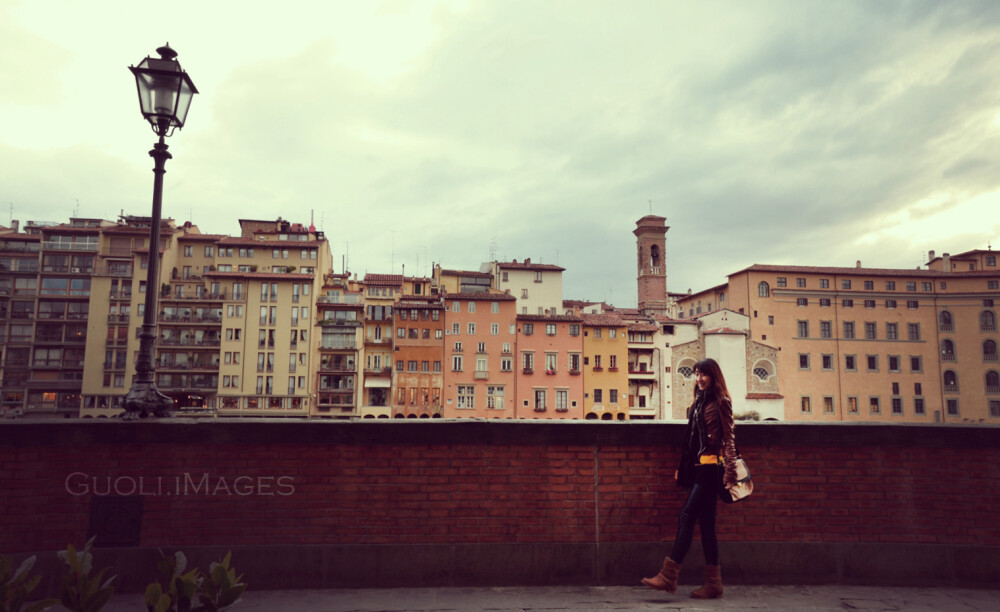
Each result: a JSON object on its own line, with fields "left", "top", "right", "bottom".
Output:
{"left": 693, "top": 358, "right": 731, "bottom": 404}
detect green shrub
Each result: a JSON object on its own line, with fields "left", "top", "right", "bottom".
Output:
{"left": 56, "top": 537, "right": 116, "bottom": 612}
{"left": 145, "top": 551, "right": 245, "bottom": 612}
{"left": 0, "top": 554, "right": 58, "bottom": 612}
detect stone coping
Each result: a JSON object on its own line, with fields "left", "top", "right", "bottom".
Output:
{"left": 2, "top": 418, "right": 998, "bottom": 448}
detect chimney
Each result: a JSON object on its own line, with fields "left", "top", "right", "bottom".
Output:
{"left": 928, "top": 250, "right": 936, "bottom": 261}
{"left": 11, "top": 220, "right": 19, "bottom": 233}
{"left": 525, "top": 258, "right": 531, "bottom": 264}
{"left": 856, "top": 260, "right": 862, "bottom": 269}
{"left": 943, "top": 253, "right": 951, "bottom": 272}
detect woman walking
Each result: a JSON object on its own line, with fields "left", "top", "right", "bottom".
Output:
{"left": 642, "top": 358, "right": 737, "bottom": 599}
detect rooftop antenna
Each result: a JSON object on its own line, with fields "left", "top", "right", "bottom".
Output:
{"left": 489, "top": 238, "right": 497, "bottom": 262}
{"left": 73, "top": 199, "right": 80, "bottom": 218}
{"left": 648, "top": 199, "right": 652, "bottom": 214}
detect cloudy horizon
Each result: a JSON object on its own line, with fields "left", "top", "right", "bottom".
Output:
{"left": 3, "top": 0, "right": 999, "bottom": 306}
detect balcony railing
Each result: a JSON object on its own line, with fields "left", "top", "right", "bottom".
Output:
{"left": 985, "top": 354, "right": 998, "bottom": 362}
{"left": 474, "top": 371, "right": 489, "bottom": 380}
{"left": 944, "top": 384, "right": 959, "bottom": 393}
{"left": 364, "top": 367, "right": 392, "bottom": 376}
{"left": 42, "top": 241, "right": 98, "bottom": 251}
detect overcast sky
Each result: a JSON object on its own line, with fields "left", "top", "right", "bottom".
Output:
{"left": 3, "top": 0, "right": 1000, "bottom": 306}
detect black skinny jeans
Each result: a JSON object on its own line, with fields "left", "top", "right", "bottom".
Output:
{"left": 670, "top": 464, "right": 720, "bottom": 565}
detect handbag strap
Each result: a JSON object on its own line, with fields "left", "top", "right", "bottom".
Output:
{"left": 716, "top": 398, "right": 740, "bottom": 459}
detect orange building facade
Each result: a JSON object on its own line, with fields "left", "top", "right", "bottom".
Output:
{"left": 441, "top": 292, "right": 517, "bottom": 418}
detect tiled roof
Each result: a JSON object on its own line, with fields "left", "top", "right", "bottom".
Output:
{"left": 364, "top": 274, "right": 404, "bottom": 286}
{"left": 729, "top": 263, "right": 998, "bottom": 279}
{"left": 691, "top": 308, "right": 744, "bottom": 320}
{"left": 102, "top": 226, "right": 156, "bottom": 235}
{"left": 0, "top": 233, "right": 40, "bottom": 241}
{"left": 497, "top": 261, "right": 565, "bottom": 272}
{"left": 443, "top": 292, "right": 516, "bottom": 301}
{"left": 580, "top": 313, "right": 626, "bottom": 327}
{"left": 627, "top": 323, "right": 658, "bottom": 332}
{"left": 651, "top": 314, "right": 690, "bottom": 324}
{"left": 178, "top": 233, "right": 228, "bottom": 242}
{"left": 516, "top": 314, "right": 582, "bottom": 322}
{"left": 746, "top": 393, "right": 784, "bottom": 400}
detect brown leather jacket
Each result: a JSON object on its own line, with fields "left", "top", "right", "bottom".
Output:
{"left": 701, "top": 397, "right": 738, "bottom": 488}
{"left": 678, "top": 392, "right": 738, "bottom": 488}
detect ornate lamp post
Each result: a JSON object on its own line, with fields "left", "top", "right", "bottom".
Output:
{"left": 122, "top": 43, "right": 198, "bottom": 419}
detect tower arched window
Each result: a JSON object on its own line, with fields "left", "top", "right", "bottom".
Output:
{"left": 939, "top": 310, "right": 953, "bottom": 331}
{"left": 943, "top": 370, "right": 958, "bottom": 390}
{"left": 649, "top": 245, "right": 660, "bottom": 271}
{"left": 986, "top": 370, "right": 1000, "bottom": 392}
{"left": 758, "top": 282, "right": 770, "bottom": 298}
{"left": 985, "top": 339, "right": 998, "bottom": 361}
{"left": 982, "top": 310, "right": 997, "bottom": 331}
{"left": 941, "top": 339, "right": 955, "bottom": 361}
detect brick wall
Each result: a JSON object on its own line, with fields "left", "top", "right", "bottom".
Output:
{"left": 2, "top": 421, "right": 998, "bottom": 587}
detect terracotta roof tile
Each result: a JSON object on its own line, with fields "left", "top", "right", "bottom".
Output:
{"left": 364, "top": 274, "right": 404, "bottom": 286}
{"left": 746, "top": 393, "right": 784, "bottom": 400}
{"left": 730, "top": 263, "right": 999, "bottom": 279}
{"left": 580, "top": 313, "right": 627, "bottom": 327}
{"left": 441, "top": 269, "right": 492, "bottom": 278}
{"left": 204, "top": 272, "right": 314, "bottom": 280}
{"left": 516, "top": 314, "right": 582, "bottom": 322}
{"left": 703, "top": 327, "right": 747, "bottom": 335}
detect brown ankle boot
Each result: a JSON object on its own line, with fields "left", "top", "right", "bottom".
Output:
{"left": 641, "top": 557, "right": 681, "bottom": 593}
{"left": 690, "top": 565, "right": 723, "bottom": 599}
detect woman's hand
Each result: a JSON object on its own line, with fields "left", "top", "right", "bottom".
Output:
{"left": 674, "top": 470, "right": 679, "bottom": 481}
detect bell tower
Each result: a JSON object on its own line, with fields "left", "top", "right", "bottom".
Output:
{"left": 634, "top": 215, "right": 669, "bottom": 315}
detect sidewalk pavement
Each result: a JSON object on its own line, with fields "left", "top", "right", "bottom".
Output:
{"left": 101, "top": 584, "right": 1000, "bottom": 611}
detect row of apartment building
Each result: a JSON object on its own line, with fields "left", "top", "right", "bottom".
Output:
{"left": 1, "top": 213, "right": 998, "bottom": 422}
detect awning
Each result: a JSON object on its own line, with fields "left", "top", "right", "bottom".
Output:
{"left": 364, "top": 378, "right": 391, "bottom": 388}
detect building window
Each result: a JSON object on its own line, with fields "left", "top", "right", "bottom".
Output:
{"left": 984, "top": 340, "right": 998, "bottom": 361}
{"left": 820, "top": 279, "right": 830, "bottom": 289}
{"left": 797, "top": 298, "right": 808, "bottom": 307}
{"left": 885, "top": 299, "right": 897, "bottom": 309}
{"left": 848, "top": 397, "right": 858, "bottom": 413}
{"left": 522, "top": 352, "right": 534, "bottom": 372}
{"left": 487, "top": 386, "right": 505, "bottom": 409}
{"left": 864, "top": 322, "right": 876, "bottom": 340}
{"left": 842, "top": 280, "right": 851, "bottom": 290}
{"left": 864, "top": 280, "right": 874, "bottom": 290}
{"left": 822, "top": 354, "right": 833, "bottom": 370}
{"left": 886, "top": 281, "right": 896, "bottom": 290}
{"left": 865, "top": 300, "right": 876, "bottom": 309}
{"left": 457, "top": 385, "right": 475, "bottom": 409}
{"left": 866, "top": 355, "right": 878, "bottom": 371}
{"left": 797, "top": 321, "right": 809, "bottom": 338}
{"left": 870, "top": 397, "right": 880, "bottom": 414}
{"left": 799, "top": 354, "right": 810, "bottom": 370}
{"left": 914, "top": 397, "right": 925, "bottom": 415}
{"left": 546, "top": 324, "right": 557, "bottom": 336}
{"left": 823, "top": 397, "right": 834, "bottom": 413}
{"left": 910, "top": 356, "right": 922, "bottom": 372}
{"left": 886, "top": 323, "right": 898, "bottom": 340}
{"left": 842, "top": 299, "right": 854, "bottom": 308}
{"left": 801, "top": 397, "right": 811, "bottom": 413}
{"left": 843, "top": 321, "right": 855, "bottom": 339}
{"left": 922, "top": 282, "right": 932, "bottom": 291}
{"left": 776, "top": 277, "right": 787, "bottom": 287}
{"left": 906, "top": 282, "right": 916, "bottom": 292}
{"left": 981, "top": 310, "right": 997, "bottom": 331}
{"left": 758, "top": 282, "right": 770, "bottom": 297}
{"left": 888, "top": 355, "right": 900, "bottom": 372}
{"left": 452, "top": 355, "right": 463, "bottom": 371}
{"left": 907, "top": 300, "right": 919, "bottom": 309}
{"left": 534, "top": 389, "right": 547, "bottom": 412}
{"left": 594, "top": 389, "right": 603, "bottom": 403}
{"left": 569, "top": 324, "right": 581, "bottom": 336}
{"left": 796, "top": 278, "right": 806, "bottom": 288}
{"left": 946, "top": 398, "right": 959, "bottom": 417}
{"left": 845, "top": 355, "right": 856, "bottom": 371}
{"left": 908, "top": 323, "right": 921, "bottom": 341}
{"left": 820, "top": 298, "right": 831, "bottom": 307}
{"left": 523, "top": 323, "right": 534, "bottom": 336}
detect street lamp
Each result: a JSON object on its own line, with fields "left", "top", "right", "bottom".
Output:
{"left": 122, "top": 43, "right": 198, "bottom": 419}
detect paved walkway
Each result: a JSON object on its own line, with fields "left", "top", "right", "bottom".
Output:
{"left": 102, "top": 584, "right": 1000, "bottom": 611}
